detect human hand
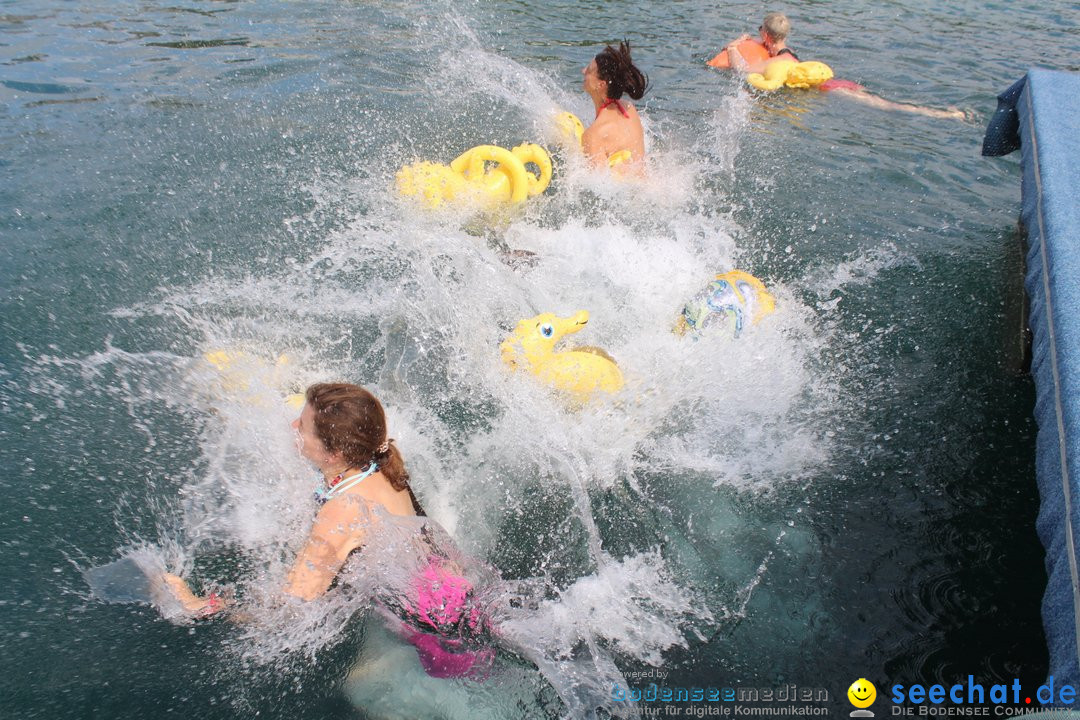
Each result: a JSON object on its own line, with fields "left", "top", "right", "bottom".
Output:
{"left": 161, "top": 572, "right": 228, "bottom": 618}
{"left": 193, "top": 590, "right": 228, "bottom": 619}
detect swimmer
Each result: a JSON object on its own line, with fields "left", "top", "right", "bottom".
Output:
{"left": 720, "top": 13, "right": 966, "bottom": 120}
{"left": 581, "top": 40, "right": 649, "bottom": 169}
{"left": 162, "top": 382, "right": 494, "bottom": 678}
{"left": 722, "top": 12, "right": 799, "bottom": 74}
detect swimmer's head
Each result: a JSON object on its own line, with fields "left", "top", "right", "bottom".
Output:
{"left": 304, "top": 383, "right": 424, "bottom": 514}
{"left": 761, "top": 12, "right": 791, "bottom": 43}
{"left": 593, "top": 40, "right": 649, "bottom": 100}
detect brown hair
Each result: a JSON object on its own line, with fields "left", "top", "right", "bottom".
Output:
{"left": 594, "top": 40, "right": 649, "bottom": 100}
{"left": 305, "top": 383, "right": 425, "bottom": 516}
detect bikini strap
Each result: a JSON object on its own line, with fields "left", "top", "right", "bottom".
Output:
{"left": 597, "top": 97, "right": 629, "bottom": 119}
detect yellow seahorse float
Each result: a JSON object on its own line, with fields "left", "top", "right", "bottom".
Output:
{"left": 500, "top": 310, "right": 624, "bottom": 403}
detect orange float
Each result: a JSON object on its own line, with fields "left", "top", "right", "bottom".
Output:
{"left": 706, "top": 39, "right": 770, "bottom": 69}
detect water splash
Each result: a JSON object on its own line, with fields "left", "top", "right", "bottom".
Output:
{"left": 24, "top": 4, "right": 858, "bottom": 718}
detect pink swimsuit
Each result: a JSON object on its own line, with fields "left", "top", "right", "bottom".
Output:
{"left": 338, "top": 502, "right": 496, "bottom": 680}
{"left": 401, "top": 559, "right": 494, "bottom": 679}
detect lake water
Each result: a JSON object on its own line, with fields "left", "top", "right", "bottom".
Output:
{"left": 3, "top": 0, "right": 1079, "bottom": 717}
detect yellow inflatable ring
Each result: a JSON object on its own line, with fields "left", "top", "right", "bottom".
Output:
{"left": 450, "top": 145, "right": 529, "bottom": 204}
{"left": 511, "top": 143, "right": 553, "bottom": 197}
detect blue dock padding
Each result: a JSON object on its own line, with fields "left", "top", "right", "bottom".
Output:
{"left": 984, "top": 69, "right": 1080, "bottom": 694}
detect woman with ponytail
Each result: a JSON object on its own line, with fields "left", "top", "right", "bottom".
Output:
{"left": 297, "top": 382, "right": 424, "bottom": 525}
{"left": 581, "top": 40, "right": 649, "bottom": 168}
{"left": 163, "top": 382, "right": 495, "bottom": 679}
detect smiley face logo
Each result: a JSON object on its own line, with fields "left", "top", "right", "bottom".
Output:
{"left": 848, "top": 678, "right": 877, "bottom": 709}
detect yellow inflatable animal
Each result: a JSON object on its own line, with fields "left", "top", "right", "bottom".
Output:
{"left": 500, "top": 310, "right": 625, "bottom": 402}
{"left": 396, "top": 143, "right": 552, "bottom": 209}
{"left": 202, "top": 349, "right": 306, "bottom": 409}
{"left": 747, "top": 60, "right": 834, "bottom": 91}
{"left": 674, "top": 270, "right": 776, "bottom": 338}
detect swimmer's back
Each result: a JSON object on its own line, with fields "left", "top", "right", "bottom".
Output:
{"left": 583, "top": 102, "right": 646, "bottom": 165}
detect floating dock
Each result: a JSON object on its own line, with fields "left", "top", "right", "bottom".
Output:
{"left": 984, "top": 69, "right": 1080, "bottom": 691}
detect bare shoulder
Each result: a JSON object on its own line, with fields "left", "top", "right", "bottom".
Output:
{"left": 583, "top": 112, "right": 620, "bottom": 150}
{"left": 316, "top": 493, "right": 376, "bottom": 534}
{"left": 584, "top": 113, "right": 616, "bottom": 138}
{"left": 353, "top": 473, "right": 417, "bottom": 517}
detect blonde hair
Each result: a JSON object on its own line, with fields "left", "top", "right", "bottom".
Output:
{"left": 762, "top": 12, "right": 791, "bottom": 42}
